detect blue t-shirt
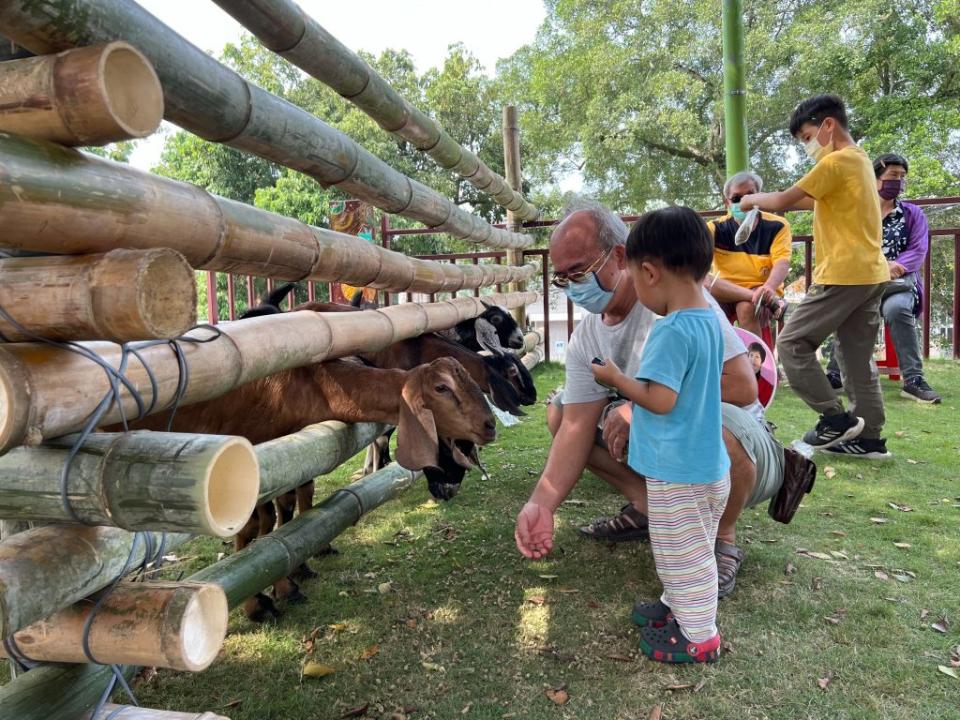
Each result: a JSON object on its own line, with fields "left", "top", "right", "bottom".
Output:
{"left": 626, "top": 308, "right": 730, "bottom": 484}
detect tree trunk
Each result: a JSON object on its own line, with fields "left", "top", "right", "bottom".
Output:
{"left": 0, "top": 133, "right": 536, "bottom": 288}
{"left": 0, "top": 291, "right": 538, "bottom": 453}
{"left": 0, "top": 431, "right": 259, "bottom": 537}
{"left": 0, "top": 249, "right": 196, "bottom": 342}
{"left": 0, "top": 525, "right": 189, "bottom": 638}
{"left": 0, "top": 41, "right": 162, "bottom": 146}
{"left": 0, "top": 0, "right": 531, "bottom": 249}
{"left": 2, "top": 581, "right": 227, "bottom": 671}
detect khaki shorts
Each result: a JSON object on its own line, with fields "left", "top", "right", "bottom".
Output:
{"left": 550, "top": 390, "right": 784, "bottom": 509}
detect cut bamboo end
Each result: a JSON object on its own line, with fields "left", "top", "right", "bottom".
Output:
{"left": 203, "top": 436, "right": 260, "bottom": 537}
{"left": 0, "top": 41, "right": 163, "bottom": 145}
{"left": 3, "top": 581, "right": 228, "bottom": 672}
{"left": 86, "top": 706, "right": 230, "bottom": 720}
{"left": 0, "top": 248, "right": 197, "bottom": 342}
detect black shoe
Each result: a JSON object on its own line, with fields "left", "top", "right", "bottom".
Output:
{"left": 577, "top": 504, "right": 650, "bottom": 542}
{"left": 820, "top": 437, "right": 893, "bottom": 460}
{"left": 901, "top": 377, "right": 941, "bottom": 404}
{"left": 801, "top": 412, "right": 864, "bottom": 448}
{"left": 826, "top": 371, "right": 843, "bottom": 390}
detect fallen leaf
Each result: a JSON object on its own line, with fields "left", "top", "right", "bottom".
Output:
{"left": 302, "top": 661, "right": 336, "bottom": 678}
{"left": 888, "top": 502, "right": 913, "bottom": 512}
{"left": 339, "top": 704, "right": 370, "bottom": 719}
{"left": 938, "top": 665, "right": 959, "bottom": 679}
{"left": 920, "top": 609, "right": 930, "bottom": 621}
{"left": 906, "top": 459, "right": 918, "bottom": 464}
{"left": 405, "top": 618, "right": 418, "bottom": 629}
{"left": 421, "top": 661, "right": 444, "bottom": 672}
{"left": 894, "top": 431, "right": 905, "bottom": 438}
{"left": 829, "top": 551, "right": 848, "bottom": 560}
{"left": 360, "top": 644, "right": 380, "bottom": 660}
{"left": 811, "top": 577, "right": 823, "bottom": 591}
{"left": 817, "top": 673, "right": 833, "bottom": 691}
{"left": 824, "top": 616, "right": 841, "bottom": 625}
{"left": 377, "top": 582, "right": 392, "bottom": 594}
{"left": 824, "top": 466, "right": 837, "bottom": 479}
{"left": 222, "top": 700, "right": 242, "bottom": 710}
{"left": 328, "top": 623, "right": 348, "bottom": 633}
{"left": 603, "top": 653, "right": 634, "bottom": 663}
{"left": 721, "top": 640, "right": 735, "bottom": 654}
{"left": 932, "top": 618, "right": 950, "bottom": 634}
{"left": 649, "top": 704, "right": 663, "bottom": 720}
{"left": 694, "top": 678, "right": 707, "bottom": 692}
{"left": 893, "top": 574, "right": 912, "bottom": 583}
{"left": 893, "top": 542, "right": 911, "bottom": 549}
{"left": 785, "top": 563, "right": 797, "bottom": 575}
{"left": 870, "top": 517, "right": 888, "bottom": 524}
{"left": 800, "top": 551, "right": 833, "bottom": 561}
{"left": 545, "top": 688, "right": 569, "bottom": 705}
{"left": 830, "top": 530, "right": 847, "bottom": 537}
{"left": 664, "top": 683, "right": 695, "bottom": 691}
{"left": 875, "top": 571, "right": 890, "bottom": 581}
{"left": 538, "top": 574, "right": 558, "bottom": 580}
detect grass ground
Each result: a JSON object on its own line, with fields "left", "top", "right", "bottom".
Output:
{"left": 134, "top": 361, "right": 960, "bottom": 720}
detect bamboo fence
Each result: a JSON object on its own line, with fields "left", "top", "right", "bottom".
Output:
{"left": 0, "top": 132, "right": 535, "bottom": 289}
{"left": 0, "top": 0, "right": 532, "bottom": 250}
{"left": 212, "top": 0, "right": 538, "bottom": 222}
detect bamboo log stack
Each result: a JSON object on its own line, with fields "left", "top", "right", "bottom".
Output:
{"left": 211, "top": 0, "right": 538, "bottom": 222}
{"left": 520, "top": 330, "right": 543, "bottom": 356}
{"left": 1, "top": 581, "right": 228, "bottom": 671}
{"left": 0, "top": 133, "right": 535, "bottom": 290}
{"left": 86, "top": 707, "right": 230, "bottom": 720}
{"left": 0, "top": 432, "right": 259, "bottom": 536}
{"left": 0, "top": 291, "right": 538, "bottom": 453}
{"left": 0, "top": 0, "right": 532, "bottom": 250}
{"left": 0, "top": 41, "right": 162, "bottom": 145}
{"left": 0, "top": 248, "right": 196, "bottom": 342}
{"left": 521, "top": 347, "right": 543, "bottom": 371}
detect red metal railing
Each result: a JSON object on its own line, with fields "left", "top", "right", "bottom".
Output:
{"left": 206, "top": 198, "right": 960, "bottom": 360}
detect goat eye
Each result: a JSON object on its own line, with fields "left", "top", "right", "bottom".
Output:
{"left": 491, "top": 316, "right": 501, "bottom": 324}
{"left": 435, "top": 384, "right": 450, "bottom": 394}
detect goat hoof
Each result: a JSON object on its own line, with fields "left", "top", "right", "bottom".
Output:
{"left": 315, "top": 544, "right": 339, "bottom": 558}
{"left": 286, "top": 587, "right": 308, "bottom": 605}
{"left": 244, "top": 593, "right": 281, "bottom": 622}
{"left": 293, "top": 562, "right": 319, "bottom": 579}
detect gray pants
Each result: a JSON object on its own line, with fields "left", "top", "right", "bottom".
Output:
{"left": 826, "top": 288, "right": 923, "bottom": 381}
{"left": 778, "top": 283, "right": 886, "bottom": 439}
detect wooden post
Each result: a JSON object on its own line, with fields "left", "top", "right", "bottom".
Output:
{"left": 502, "top": 106, "right": 528, "bottom": 328}
{"left": 86, "top": 707, "right": 230, "bottom": 720}
{"left": 0, "top": 431, "right": 260, "bottom": 537}
{"left": 0, "top": 248, "right": 196, "bottom": 342}
{"left": 0, "top": 133, "right": 536, "bottom": 291}
{"left": 1, "top": 582, "right": 227, "bottom": 671}
{"left": 0, "top": 42, "right": 163, "bottom": 145}
{"left": 0, "top": 291, "right": 538, "bottom": 453}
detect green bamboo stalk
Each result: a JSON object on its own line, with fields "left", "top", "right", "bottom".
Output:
{"left": 722, "top": 0, "right": 749, "bottom": 175}
{"left": 0, "top": 0, "right": 531, "bottom": 250}
{"left": 0, "top": 133, "right": 535, "bottom": 289}
{"left": 211, "top": 0, "right": 538, "bottom": 222}
{"left": 0, "top": 432, "right": 259, "bottom": 537}
{"left": 0, "top": 464, "right": 418, "bottom": 720}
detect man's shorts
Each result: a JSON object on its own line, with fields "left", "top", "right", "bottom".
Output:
{"left": 550, "top": 389, "right": 784, "bottom": 508}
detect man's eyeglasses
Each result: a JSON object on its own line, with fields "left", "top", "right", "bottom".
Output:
{"left": 551, "top": 248, "right": 612, "bottom": 288}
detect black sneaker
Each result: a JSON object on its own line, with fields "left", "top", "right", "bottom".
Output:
{"left": 900, "top": 377, "right": 941, "bottom": 404}
{"left": 826, "top": 371, "right": 844, "bottom": 390}
{"left": 820, "top": 437, "right": 893, "bottom": 460}
{"left": 801, "top": 412, "right": 864, "bottom": 448}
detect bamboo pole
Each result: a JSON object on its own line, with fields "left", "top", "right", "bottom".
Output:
{"left": 1, "top": 582, "right": 227, "bottom": 671}
{"left": 0, "top": 525, "right": 190, "bottom": 638}
{"left": 0, "top": 463, "right": 419, "bottom": 720}
{"left": 0, "top": 432, "right": 259, "bottom": 537}
{"left": 211, "top": 0, "right": 538, "bottom": 222}
{"left": 520, "top": 330, "right": 542, "bottom": 356}
{"left": 521, "top": 347, "right": 543, "bottom": 371}
{"left": 0, "top": 248, "right": 196, "bottom": 342}
{"left": 0, "top": 291, "right": 538, "bottom": 453}
{"left": 502, "top": 106, "right": 529, "bottom": 327}
{"left": 86, "top": 707, "right": 230, "bottom": 720}
{"left": 0, "top": 41, "right": 162, "bottom": 146}
{"left": 0, "top": 0, "right": 531, "bottom": 250}
{"left": 0, "top": 132, "right": 536, "bottom": 289}
{"left": 722, "top": 0, "right": 749, "bottom": 175}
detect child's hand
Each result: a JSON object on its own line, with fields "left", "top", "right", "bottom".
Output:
{"left": 590, "top": 357, "right": 622, "bottom": 387}
{"left": 738, "top": 194, "right": 757, "bottom": 210}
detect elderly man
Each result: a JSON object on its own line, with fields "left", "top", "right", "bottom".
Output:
{"left": 707, "top": 171, "right": 792, "bottom": 337}
{"left": 515, "top": 199, "right": 815, "bottom": 597}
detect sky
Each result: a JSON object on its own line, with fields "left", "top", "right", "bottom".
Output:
{"left": 129, "top": 0, "right": 548, "bottom": 171}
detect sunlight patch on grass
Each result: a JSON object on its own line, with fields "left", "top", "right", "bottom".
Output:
{"left": 516, "top": 586, "right": 551, "bottom": 649}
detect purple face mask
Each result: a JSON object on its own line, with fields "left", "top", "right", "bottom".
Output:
{"left": 879, "top": 179, "right": 905, "bottom": 200}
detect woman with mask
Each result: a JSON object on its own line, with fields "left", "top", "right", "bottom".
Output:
{"left": 825, "top": 154, "right": 940, "bottom": 403}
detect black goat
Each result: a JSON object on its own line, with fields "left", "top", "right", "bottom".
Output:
{"left": 441, "top": 300, "right": 525, "bottom": 355}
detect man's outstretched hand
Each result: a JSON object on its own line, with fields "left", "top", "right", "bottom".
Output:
{"left": 515, "top": 501, "right": 555, "bottom": 559}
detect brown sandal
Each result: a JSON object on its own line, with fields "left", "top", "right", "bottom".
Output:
{"left": 578, "top": 504, "right": 650, "bottom": 542}
{"left": 715, "top": 539, "right": 745, "bottom": 598}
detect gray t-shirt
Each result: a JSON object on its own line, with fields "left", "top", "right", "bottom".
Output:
{"left": 563, "top": 291, "right": 766, "bottom": 422}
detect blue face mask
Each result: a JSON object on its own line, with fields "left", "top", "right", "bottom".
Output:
{"left": 730, "top": 202, "right": 747, "bottom": 223}
{"left": 563, "top": 263, "right": 621, "bottom": 314}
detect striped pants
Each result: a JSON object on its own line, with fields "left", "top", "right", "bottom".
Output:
{"left": 647, "top": 476, "right": 730, "bottom": 643}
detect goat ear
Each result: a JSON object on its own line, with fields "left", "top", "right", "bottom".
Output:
{"left": 480, "top": 299, "right": 493, "bottom": 309}
{"left": 475, "top": 317, "right": 504, "bottom": 356}
{"left": 396, "top": 376, "right": 439, "bottom": 471}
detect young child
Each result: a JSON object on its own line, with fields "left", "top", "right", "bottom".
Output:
{"left": 591, "top": 206, "right": 729, "bottom": 664}
{"left": 739, "top": 94, "right": 890, "bottom": 459}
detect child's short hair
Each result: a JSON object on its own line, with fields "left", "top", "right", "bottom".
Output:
{"left": 789, "top": 94, "right": 848, "bottom": 137}
{"left": 748, "top": 342, "right": 767, "bottom": 362}
{"left": 625, "top": 206, "right": 713, "bottom": 281}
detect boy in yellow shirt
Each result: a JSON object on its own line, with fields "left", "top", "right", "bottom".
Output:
{"left": 739, "top": 94, "right": 890, "bottom": 459}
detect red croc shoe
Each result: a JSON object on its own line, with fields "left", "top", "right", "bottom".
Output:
{"left": 639, "top": 618, "right": 721, "bottom": 664}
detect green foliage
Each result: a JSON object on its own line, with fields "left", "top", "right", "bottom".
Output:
{"left": 81, "top": 141, "right": 135, "bottom": 163}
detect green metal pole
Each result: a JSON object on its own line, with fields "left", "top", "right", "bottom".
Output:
{"left": 722, "top": 0, "right": 749, "bottom": 175}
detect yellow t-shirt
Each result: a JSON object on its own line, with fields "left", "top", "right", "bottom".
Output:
{"left": 794, "top": 145, "right": 887, "bottom": 285}
{"left": 708, "top": 211, "right": 792, "bottom": 294}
